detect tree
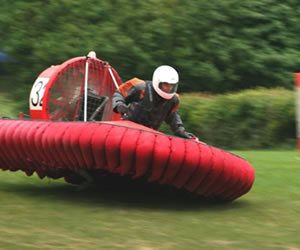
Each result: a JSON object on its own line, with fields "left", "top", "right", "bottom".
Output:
{"left": 1, "top": 0, "right": 300, "bottom": 96}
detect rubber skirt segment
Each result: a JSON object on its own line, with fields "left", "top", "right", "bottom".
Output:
{"left": 134, "top": 131, "right": 156, "bottom": 178}
{"left": 91, "top": 124, "right": 112, "bottom": 170}
{"left": 119, "top": 128, "right": 140, "bottom": 175}
{"left": 105, "top": 125, "right": 128, "bottom": 172}
{"left": 0, "top": 119, "right": 255, "bottom": 201}
{"left": 171, "top": 140, "right": 200, "bottom": 188}
{"left": 181, "top": 144, "right": 209, "bottom": 192}
{"left": 159, "top": 137, "right": 187, "bottom": 185}
{"left": 148, "top": 134, "right": 170, "bottom": 182}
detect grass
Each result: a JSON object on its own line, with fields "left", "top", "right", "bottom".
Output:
{"left": 0, "top": 151, "right": 299, "bottom": 249}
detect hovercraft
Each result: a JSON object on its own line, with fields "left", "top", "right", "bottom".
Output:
{"left": 0, "top": 52, "right": 255, "bottom": 201}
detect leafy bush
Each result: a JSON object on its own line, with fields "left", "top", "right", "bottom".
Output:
{"left": 176, "top": 88, "right": 296, "bottom": 149}
{"left": 0, "top": 93, "right": 20, "bottom": 117}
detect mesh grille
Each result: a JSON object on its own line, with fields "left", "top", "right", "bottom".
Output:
{"left": 46, "top": 58, "right": 118, "bottom": 121}
{"left": 48, "top": 60, "right": 85, "bottom": 121}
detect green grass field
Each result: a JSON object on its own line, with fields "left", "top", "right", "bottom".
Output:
{"left": 0, "top": 151, "right": 299, "bottom": 250}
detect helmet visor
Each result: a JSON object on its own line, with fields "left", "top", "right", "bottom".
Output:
{"left": 158, "top": 82, "right": 178, "bottom": 94}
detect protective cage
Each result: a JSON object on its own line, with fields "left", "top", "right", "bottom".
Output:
{"left": 29, "top": 56, "right": 122, "bottom": 121}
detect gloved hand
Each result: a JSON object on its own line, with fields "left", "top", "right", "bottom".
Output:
{"left": 174, "top": 126, "right": 194, "bottom": 139}
{"left": 117, "top": 103, "right": 129, "bottom": 114}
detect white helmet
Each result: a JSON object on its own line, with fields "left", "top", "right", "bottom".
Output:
{"left": 152, "top": 65, "right": 179, "bottom": 100}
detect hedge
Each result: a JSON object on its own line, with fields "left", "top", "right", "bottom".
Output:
{"left": 162, "top": 88, "right": 296, "bottom": 149}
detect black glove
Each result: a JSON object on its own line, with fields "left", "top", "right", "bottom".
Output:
{"left": 117, "top": 103, "right": 129, "bottom": 114}
{"left": 174, "top": 126, "right": 194, "bottom": 139}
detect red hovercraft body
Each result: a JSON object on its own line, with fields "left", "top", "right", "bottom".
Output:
{"left": 0, "top": 53, "right": 255, "bottom": 201}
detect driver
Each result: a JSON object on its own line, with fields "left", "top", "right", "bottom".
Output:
{"left": 112, "top": 65, "right": 194, "bottom": 139}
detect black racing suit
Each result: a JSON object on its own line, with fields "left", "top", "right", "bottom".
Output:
{"left": 112, "top": 79, "right": 185, "bottom": 135}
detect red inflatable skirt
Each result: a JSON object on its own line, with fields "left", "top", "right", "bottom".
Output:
{"left": 0, "top": 119, "right": 255, "bottom": 201}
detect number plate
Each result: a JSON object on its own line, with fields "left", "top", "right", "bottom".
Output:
{"left": 29, "top": 77, "right": 49, "bottom": 111}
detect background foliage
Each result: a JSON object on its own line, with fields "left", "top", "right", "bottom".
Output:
{"left": 0, "top": 0, "right": 298, "bottom": 149}
{"left": 178, "top": 88, "right": 295, "bottom": 149}
{"left": 1, "top": 0, "right": 300, "bottom": 94}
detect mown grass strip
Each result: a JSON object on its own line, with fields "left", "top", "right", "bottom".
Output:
{"left": 0, "top": 151, "right": 299, "bottom": 249}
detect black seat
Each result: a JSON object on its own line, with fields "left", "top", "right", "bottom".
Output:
{"left": 78, "top": 90, "right": 109, "bottom": 121}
